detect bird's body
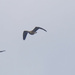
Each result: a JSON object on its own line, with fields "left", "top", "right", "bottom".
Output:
{"left": 23, "top": 27, "right": 47, "bottom": 40}
{"left": 29, "top": 31, "right": 37, "bottom": 35}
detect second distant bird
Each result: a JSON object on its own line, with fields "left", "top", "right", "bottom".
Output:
{"left": 0, "top": 50, "right": 5, "bottom": 53}
{"left": 23, "top": 27, "right": 47, "bottom": 40}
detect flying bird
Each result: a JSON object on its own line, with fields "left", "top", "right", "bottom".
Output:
{"left": 0, "top": 50, "right": 5, "bottom": 53}
{"left": 23, "top": 27, "right": 47, "bottom": 40}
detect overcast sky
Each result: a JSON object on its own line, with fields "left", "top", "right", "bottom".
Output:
{"left": 0, "top": 0, "right": 75, "bottom": 75}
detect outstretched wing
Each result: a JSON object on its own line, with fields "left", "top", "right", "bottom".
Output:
{"left": 32, "top": 27, "right": 47, "bottom": 32}
{"left": 23, "top": 31, "right": 28, "bottom": 40}
{"left": 0, "top": 50, "right": 5, "bottom": 53}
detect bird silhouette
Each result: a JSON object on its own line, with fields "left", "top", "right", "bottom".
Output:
{"left": 0, "top": 50, "right": 5, "bottom": 53}
{"left": 23, "top": 27, "right": 47, "bottom": 40}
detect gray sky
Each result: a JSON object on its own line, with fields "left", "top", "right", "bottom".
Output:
{"left": 0, "top": 0, "right": 75, "bottom": 75}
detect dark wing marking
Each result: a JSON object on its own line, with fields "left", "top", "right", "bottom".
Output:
{"left": 23, "top": 31, "right": 28, "bottom": 40}
{"left": 32, "top": 27, "right": 47, "bottom": 32}
{"left": 0, "top": 50, "right": 5, "bottom": 53}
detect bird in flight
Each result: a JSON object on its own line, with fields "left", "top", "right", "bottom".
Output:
{"left": 0, "top": 50, "right": 5, "bottom": 53}
{"left": 23, "top": 27, "right": 47, "bottom": 40}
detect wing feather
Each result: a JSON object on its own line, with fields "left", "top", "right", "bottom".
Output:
{"left": 32, "top": 27, "right": 47, "bottom": 32}
{"left": 23, "top": 31, "right": 28, "bottom": 40}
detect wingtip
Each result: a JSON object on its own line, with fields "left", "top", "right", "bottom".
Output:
{"left": 23, "top": 38, "right": 25, "bottom": 40}
{"left": 43, "top": 29, "right": 47, "bottom": 32}
{"left": 44, "top": 29, "right": 47, "bottom": 32}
